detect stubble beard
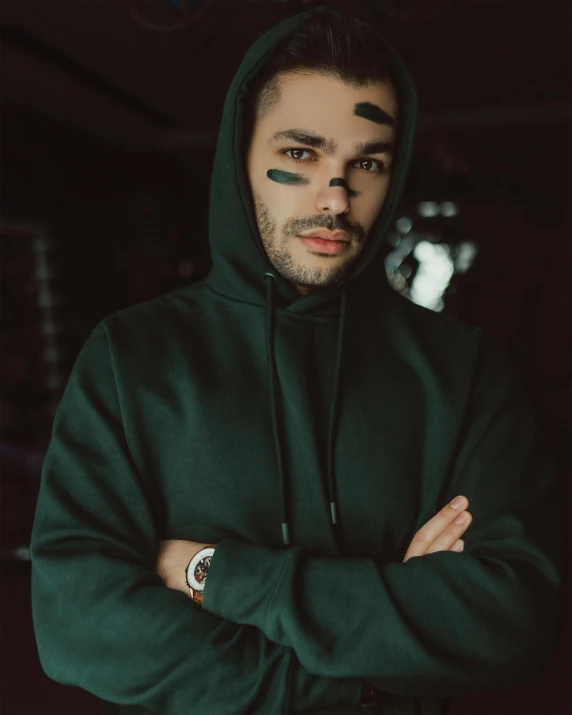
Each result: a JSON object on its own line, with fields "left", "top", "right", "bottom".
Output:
{"left": 252, "top": 189, "right": 360, "bottom": 290}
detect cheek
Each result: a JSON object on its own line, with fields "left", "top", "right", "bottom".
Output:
{"left": 261, "top": 171, "right": 303, "bottom": 206}
{"left": 251, "top": 179, "right": 292, "bottom": 224}
{"left": 371, "top": 173, "right": 392, "bottom": 203}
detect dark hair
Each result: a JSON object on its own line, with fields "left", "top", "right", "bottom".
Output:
{"left": 241, "top": 11, "right": 401, "bottom": 156}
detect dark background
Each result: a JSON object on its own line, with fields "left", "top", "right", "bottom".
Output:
{"left": 1, "top": 1, "right": 570, "bottom": 713}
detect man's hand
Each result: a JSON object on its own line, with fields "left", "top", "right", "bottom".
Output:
{"left": 155, "top": 539, "right": 216, "bottom": 596}
{"left": 403, "top": 495, "right": 472, "bottom": 562}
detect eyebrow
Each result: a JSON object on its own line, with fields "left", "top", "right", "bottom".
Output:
{"left": 268, "top": 129, "right": 395, "bottom": 157}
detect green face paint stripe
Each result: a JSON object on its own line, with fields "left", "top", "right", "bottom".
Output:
{"left": 329, "top": 178, "right": 359, "bottom": 198}
{"left": 354, "top": 102, "right": 396, "bottom": 128}
{"left": 266, "top": 170, "right": 359, "bottom": 197}
{"left": 267, "top": 169, "right": 309, "bottom": 185}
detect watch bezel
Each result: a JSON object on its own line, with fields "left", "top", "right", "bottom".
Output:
{"left": 185, "top": 547, "right": 215, "bottom": 591}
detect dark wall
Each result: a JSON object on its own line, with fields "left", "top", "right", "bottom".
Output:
{"left": 2, "top": 102, "right": 211, "bottom": 331}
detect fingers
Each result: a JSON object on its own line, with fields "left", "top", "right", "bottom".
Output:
{"left": 413, "top": 495, "right": 470, "bottom": 548}
{"left": 425, "top": 511, "right": 472, "bottom": 554}
{"left": 403, "top": 495, "right": 471, "bottom": 562}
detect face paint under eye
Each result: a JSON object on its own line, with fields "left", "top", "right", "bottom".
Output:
{"left": 267, "top": 169, "right": 309, "bottom": 185}
{"left": 267, "top": 169, "right": 360, "bottom": 197}
{"left": 329, "top": 177, "right": 359, "bottom": 198}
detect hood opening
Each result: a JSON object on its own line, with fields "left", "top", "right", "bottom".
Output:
{"left": 205, "top": 4, "right": 418, "bottom": 314}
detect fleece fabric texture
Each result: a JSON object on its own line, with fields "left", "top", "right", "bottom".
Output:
{"left": 30, "top": 5, "right": 564, "bottom": 715}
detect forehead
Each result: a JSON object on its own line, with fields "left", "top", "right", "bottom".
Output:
{"left": 262, "top": 72, "right": 398, "bottom": 132}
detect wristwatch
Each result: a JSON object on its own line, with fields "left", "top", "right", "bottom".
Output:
{"left": 185, "top": 546, "right": 216, "bottom": 606}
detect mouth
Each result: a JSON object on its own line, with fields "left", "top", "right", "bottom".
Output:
{"left": 298, "top": 234, "right": 349, "bottom": 255}
{"left": 299, "top": 229, "right": 350, "bottom": 242}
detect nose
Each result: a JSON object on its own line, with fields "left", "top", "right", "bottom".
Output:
{"left": 317, "top": 183, "right": 350, "bottom": 216}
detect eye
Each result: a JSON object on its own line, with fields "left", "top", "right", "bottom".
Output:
{"left": 356, "top": 158, "right": 386, "bottom": 173}
{"left": 283, "top": 148, "right": 314, "bottom": 163}
{"left": 282, "top": 148, "right": 385, "bottom": 173}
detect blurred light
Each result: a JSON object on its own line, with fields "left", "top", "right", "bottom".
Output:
{"left": 37, "top": 291, "right": 62, "bottom": 308}
{"left": 384, "top": 234, "right": 415, "bottom": 271}
{"left": 455, "top": 241, "right": 478, "bottom": 273}
{"left": 410, "top": 241, "right": 455, "bottom": 312}
{"left": 386, "top": 231, "right": 401, "bottom": 247}
{"left": 44, "top": 346, "right": 64, "bottom": 362}
{"left": 46, "top": 374, "right": 65, "bottom": 390}
{"left": 399, "top": 264, "right": 413, "bottom": 280}
{"left": 385, "top": 266, "right": 409, "bottom": 295}
{"left": 417, "top": 201, "right": 441, "bottom": 218}
{"left": 40, "top": 320, "right": 60, "bottom": 335}
{"left": 5, "top": 547, "right": 31, "bottom": 562}
{"left": 396, "top": 216, "right": 413, "bottom": 234}
{"left": 441, "top": 201, "right": 460, "bottom": 218}
{"left": 31, "top": 237, "right": 54, "bottom": 253}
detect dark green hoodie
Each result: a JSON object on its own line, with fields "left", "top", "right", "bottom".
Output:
{"left": 30, "top": 5, "right": 564, "bottom": 715}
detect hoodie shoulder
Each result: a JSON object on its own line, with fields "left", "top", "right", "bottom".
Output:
{"left": 99, "top": 284, "right": 204, "bottom": 334}
{"left": 378, "top": 288, "right": 486, "bottom": 378}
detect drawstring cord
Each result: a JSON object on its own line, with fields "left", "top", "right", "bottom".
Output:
{"left": 326, "top": 283, "right": 347, "bottom": 527}
{"left": 263, "top": 273, "right": 348, "bottom": 547}
{"left": 263, "top": 273, "right": 290, "bottom": 546}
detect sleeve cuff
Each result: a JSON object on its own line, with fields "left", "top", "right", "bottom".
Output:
{"left": 201, "top": 536, "right": 291, "bottom": 627}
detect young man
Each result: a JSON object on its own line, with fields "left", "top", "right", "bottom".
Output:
{"left": 30, "top": 6, "right": 563, "bottom": 715}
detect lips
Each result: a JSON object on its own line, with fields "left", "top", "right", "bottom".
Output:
{"left": 299, "top": 235, "right": 349, "bottom": 255}
{"left": 299, "top": 229, "right": 350, "bottom": 242}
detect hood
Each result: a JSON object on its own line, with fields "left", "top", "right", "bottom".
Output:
{"left": 205, "top": 3, "right": 419, "bottom": 314}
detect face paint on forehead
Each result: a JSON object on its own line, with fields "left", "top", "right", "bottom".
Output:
{"left": 329, "top": 178, "right": 359, "bottom": 198}
{"left": 267, "top": 169, "right": 309, "bottom": 185}
{"left": 354, "top": 101, "right": 395, "bottom": 127}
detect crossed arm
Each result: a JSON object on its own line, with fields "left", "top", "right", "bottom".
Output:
{"left": 155, "top": 494, "right": 474, "bottom": 598}
{"left": 154, "top": 454, "right": 561, "bottom": 697}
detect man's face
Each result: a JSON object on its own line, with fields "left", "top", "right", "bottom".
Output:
{"left": 246, "top": 71, "right": 398, "bottom": 295}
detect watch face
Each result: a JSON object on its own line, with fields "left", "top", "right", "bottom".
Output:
{"left": 195, "top": 557, "right": 211, "bottom": 585}
{"left": 186, "top": 547, "right": 215, "bottom": 590}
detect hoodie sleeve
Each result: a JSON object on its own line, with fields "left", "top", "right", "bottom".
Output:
{"left": 202, "top": 332, "right": 565, "bottom": 699}
{"left": 30, "top": 323, "right": 362, "bottom": 715}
